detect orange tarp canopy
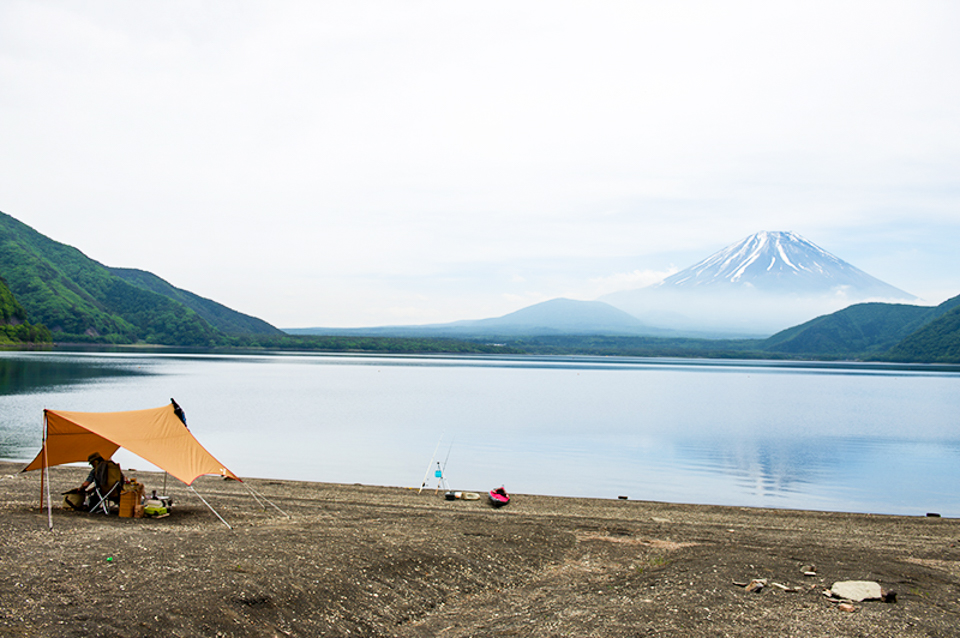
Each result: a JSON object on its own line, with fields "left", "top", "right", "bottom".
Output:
{"left": 22, "top": 404, "right": 239, "bottom": 486}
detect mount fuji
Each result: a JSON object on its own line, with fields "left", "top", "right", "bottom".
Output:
{"left": 650, "top": 231, "right": 913, "bottom": 297}
{"left": 601, "top": 231, "right": 917, "bottom": 336}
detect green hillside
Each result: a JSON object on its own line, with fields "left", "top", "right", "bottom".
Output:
{"left": 761, "top": 295, "right": 960, "bottom": 359}
{"left": 0, "top": 211, "right": 223, "bottom": 345}
{"left": 884, "top": 303, "right": 960, "bottom": 363}
{"left": 109, "top": 268, "right": 282, "bottom": 336}
{"left": 0, "top": 276, "right": 26, "bottom": 325}
{"left": 762, "top": 302, "right": 935, "bottom": 356}
{"left": 0, "top": 275, "right": 51, "bottom": 345}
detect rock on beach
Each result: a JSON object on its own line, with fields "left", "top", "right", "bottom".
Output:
{"left": 830, "top": 580, "right": 883, "bottom": 602}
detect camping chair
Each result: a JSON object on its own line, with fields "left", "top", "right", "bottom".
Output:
{"left": 88, "top": 459, "right": 124, "bottom": 514}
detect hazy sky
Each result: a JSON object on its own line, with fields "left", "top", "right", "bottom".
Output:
{"left": 2, "top": 2, "right": 959, "bottom": 328}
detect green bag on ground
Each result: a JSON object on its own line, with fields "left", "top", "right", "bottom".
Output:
{"left": 62, "top": 490, "right": 85, "bottom": 510}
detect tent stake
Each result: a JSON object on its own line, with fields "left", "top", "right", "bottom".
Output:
{"left": 188, "top": 485, "right": 232, "bottom": 530}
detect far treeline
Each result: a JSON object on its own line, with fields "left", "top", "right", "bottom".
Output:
{"left": 260, "top": 294, "right": 960, "bottom": 361}
{"left": 1, "top": 210, "right": 959, "bottom": 362}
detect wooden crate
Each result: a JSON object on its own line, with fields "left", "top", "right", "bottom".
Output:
{"left": 118, "top": 484, "right": 143, "bottom": 518}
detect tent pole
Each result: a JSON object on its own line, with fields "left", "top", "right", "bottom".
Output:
{"left": 45, "top": 461, "right": 53, "bottom": 530}
{"left": 243, "top": 483, "right": 290, "bottom": 518}
{"left": 242, "top": 484, "right": 268, "bottom": 510}
{"left": 39, "top": 451, "right": 45, "bottom": 511}
{"left": 188, "top": 485, "right": 232, "bottom": 530}
{"left": 39, "top": 412, "right": 46, "bottom": 509}
{"left": 41, "top": 412, "right": 52, "bottom": 530}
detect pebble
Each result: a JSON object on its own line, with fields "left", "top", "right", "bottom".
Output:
{"left": 744, "top": 578, "right": 766, "bottom": 593}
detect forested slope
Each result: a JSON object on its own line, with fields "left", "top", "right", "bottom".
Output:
{"left": 0, "top": 275, "right": 51, "bottom": 345}
{"left": 109, "top": 268, "right": 282, "bottom": 336}
{"left": 763, "top": 303, "right": 936, "bottom": 356}
{"left": 0, "top": 211, "right": 223, "bottom": 345}
{"left": 885, "top": 304, "right": 960, "bottom": 363}
{"left": 761, "top": 295, "right": 960, "bottom": 361}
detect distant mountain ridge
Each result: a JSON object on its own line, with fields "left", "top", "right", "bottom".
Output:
{"left": 451, "top": 298, "right": 662, "bottom": 335}
{"left": 289, "top": 298, "right": 681, "bottom": 338}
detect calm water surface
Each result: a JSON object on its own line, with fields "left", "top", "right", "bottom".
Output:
{"left": 1, "top": 350, "right": 958, "bottom": 517}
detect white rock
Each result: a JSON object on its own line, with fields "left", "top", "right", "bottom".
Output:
{"left": 830, "top": 580, "right": 882, "bottom": 602}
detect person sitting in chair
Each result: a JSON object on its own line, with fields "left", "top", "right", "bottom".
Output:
{"left": 79, "top": 452, "right": 124, "bottom": 510}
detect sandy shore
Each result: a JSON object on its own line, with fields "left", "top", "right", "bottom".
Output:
{"left": 1, "top": 461, "right": 958, "bottom": 637}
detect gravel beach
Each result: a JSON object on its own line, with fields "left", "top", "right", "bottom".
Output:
{"left": 1, "top": 461, "right": 958, "bottom": 637}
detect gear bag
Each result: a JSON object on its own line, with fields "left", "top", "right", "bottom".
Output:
{"left": 93, "top": 459, "right": 124, "bottom": 498}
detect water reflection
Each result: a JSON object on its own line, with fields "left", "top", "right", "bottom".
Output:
{"left": 671, "top": 435, "right": 960, "bottom": 515}
{"left": 0, "top": 353, "right": 149, "bottom": 396}
{"left": 679, "top": 437, "right": 830, "bottom": 496}
{"left": 0, "top": 353, "right": 154, "bottom": 462}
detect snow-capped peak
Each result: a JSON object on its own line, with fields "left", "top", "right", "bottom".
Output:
{"left": 655, "top": 231, "right": 913, "bottom": 299}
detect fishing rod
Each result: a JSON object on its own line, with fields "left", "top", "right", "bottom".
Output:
{"left": 441, "top": 436, "right": 455, "bottom": 471}
{"left": 437, "top": 436, "right": 455, "bottom": 492}
{"left": 418, "top": 433, "right": 444, "bottom": 494}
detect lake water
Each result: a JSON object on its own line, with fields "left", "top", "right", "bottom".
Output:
{"left": 2, "top": 350, "right": 959, "bottom": 517}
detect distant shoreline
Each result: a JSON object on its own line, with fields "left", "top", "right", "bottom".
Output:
{"left": 6, "top": 343, "right": 960, "bottom": 372}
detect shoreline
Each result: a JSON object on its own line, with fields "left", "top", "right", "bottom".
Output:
{"left": 2, "top": 462, "right": 958, "bottom": 636}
